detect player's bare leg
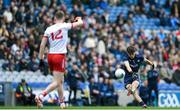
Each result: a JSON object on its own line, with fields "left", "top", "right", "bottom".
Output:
{"left": 133, "top": 90, "right": 143, "bottom": 103}
{"left": 133, "top": 90, "right": 147, "bottom": 108}
{"left": 131, "top": 80, "right": 139, "bottom": 93}
{"left": 131, "top": 80, "right": 147, "bottom": 108}
{"left": 35, "top": 94, "right": 44, "bottom": 108}
{"left": 35, "top": 72, "right": 61, "bottom": 108}
{"left": 126, "top": 84, "right": 132, "bottom": 96}
{"left": 56, "top": 72, "right": 66, "bottom": 109}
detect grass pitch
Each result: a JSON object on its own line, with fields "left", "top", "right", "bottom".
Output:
{"left": 0, "top": 106, "right": 179, "bottom": 110}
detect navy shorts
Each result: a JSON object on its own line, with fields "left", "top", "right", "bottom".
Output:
{"left": 124, "top": 73, "right": 139, "bottom": 89}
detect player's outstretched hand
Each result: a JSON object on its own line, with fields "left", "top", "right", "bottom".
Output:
{"left": 39, "top": 59, "right": 45, "bottom": 68}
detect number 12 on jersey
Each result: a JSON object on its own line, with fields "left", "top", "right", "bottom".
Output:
{"left": 51, "top": 30, "right": 63, "bottom": 41}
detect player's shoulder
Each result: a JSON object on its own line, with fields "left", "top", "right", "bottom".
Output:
{"left": 123, "top": 53, "right": 129, "bottom": 61}
{"left": 61, "top": 22, "right": 70, "bottom": 25}
{"left": 55, "top": 22, "right": 70, "bottom": 27}
{"left": 136, "top": 53, "right": 143, "bottom": 58}
{"left": 135, "top": 53, "right": 144, "bottom": 60}
{"left": 44, "top": 25, "right": 54, "bottom": 34}
{"left": 45, "top": 23, "right": 61, "bottom": 33}
{"left": 60, "top": 22, "right": 72, "bottom": 29}
{"left": 44, "top": 22, "right": 71, "bottom": 35}
{"left": 49, "top": 22, "right": 70, "bottom": 29}
{"left": 46, "top": 23, "right": 58, "bottom": 30}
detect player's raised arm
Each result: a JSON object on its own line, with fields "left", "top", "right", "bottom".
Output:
{"left": 124, "top": 61, "right": 133, "bottom": 73}
{"left": 71, "top": 17, "right": 84, "bottom": 28}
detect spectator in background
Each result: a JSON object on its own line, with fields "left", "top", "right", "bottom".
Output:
{"left": 89, "top": 77, "right": 101, "bottom": 105}
{"left": 172, "top": 67, "right": 180, "bottom": 86}
{"left": 3, "top": 7, "right": 13, "bottom": 23}
{"left": 148, "top": 5, "right": 158, "bottom": 18}
{"left": 139, "top": 68, "right": 149, "bottom": 105}
{"left": 67, "top": 62, "right": 81, "bottom": 105}
{"left": 79, "top": 63, "right": 89, "bottom": 82}
{"left": 171, "top": 0, "right": 180, "bottom": 17}
{"left": 27, "top": 51, "right": 39, "bottom": 72}
{"left": 0, "top": 43, "right": 5, "bottom": 59}
{"left": 2, "top": 54, "right": 15, "bottom": 71}
{"left": 160, "top": 13, "right": 170, "bottom": 26}
{"left": 97, "top": 37, "right": 106, "bottom": 55}
{"left": 99, "top": 77, "right": 108, "bottom": 105}
{"left": 147, "top": 69, "right": 159, "bottom": 106}
{"left": 91, "top": 65, "right": 100, "bottom": 83}
{"left": 107, "top": 78, "right": 118, "bottom": 105}
{"left": 170, "top": 15, "right": 180, "bottom": 29}
{"left": 159, "top": 62, "right": 173, "bottom": 83}
{"left": 14, "top": 50, "right": 28, "bottom": 72}
{"left": 83, "top": 34, "right": 96, "bottom": 49}
{"left": 15, "top": 79, "right": 35, "bottom": 105}
{"left": 158, "top": 29, "right": 166, "bottom": 41}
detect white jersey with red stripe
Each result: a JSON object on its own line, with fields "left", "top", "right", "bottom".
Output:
{"left": 44, "top": 22, "right": 72, "bottom": 54}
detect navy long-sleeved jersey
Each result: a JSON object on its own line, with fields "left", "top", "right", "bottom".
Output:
{"left": 122, "top": 53, "right": 144, "bottom": 76}
{"left": 122, "top": 53, "right": 145, "bottom": 88}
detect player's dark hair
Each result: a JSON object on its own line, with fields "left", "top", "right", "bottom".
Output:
{"left": 55, "top": 11, "right": 64, "bottom": 20}
{"left": 127, "top": 46, "right": 136, "bottom": 55}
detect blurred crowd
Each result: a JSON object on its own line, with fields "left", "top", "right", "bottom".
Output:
{"left": 0, "top": 0, "right": 180, "bottom": 106}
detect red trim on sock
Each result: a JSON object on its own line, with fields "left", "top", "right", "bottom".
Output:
{"left": 42, "top": 91, "right": 47, "bottom": 97}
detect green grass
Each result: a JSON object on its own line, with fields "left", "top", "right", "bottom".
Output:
{"left": 0, "top": 106, "right": 179, "bottom": 110}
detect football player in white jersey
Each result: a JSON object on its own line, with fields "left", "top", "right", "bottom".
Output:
{"left": 35, "top": 11, "right": 83, "bottom": 109}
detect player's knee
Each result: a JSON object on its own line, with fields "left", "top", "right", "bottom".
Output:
{"left": 57, "top": 79, "right": 64, "bottom": 86}
{"left": 132, "top": 80, "right": 139, "bottom": 86}
{"left": 61, "top": 80, "right": 64, "bottom": 84}
{"left": 58, "top": 78, "right": 64, "bottom": 84}
{"left": 56, "top": 80, "right": 62, "bottom": 86}
{"left": 52, "top": 81, "right": 59, "bottom": 88}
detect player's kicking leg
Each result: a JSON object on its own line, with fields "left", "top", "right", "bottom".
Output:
{"left": 126, "top": 84, "right": 132, "bottom": 96}
{"left": 35, "top": 72, "right": 64, "bottom": 108}
{"left": 131, "top": 80, "right": 147, "bottom": 108}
